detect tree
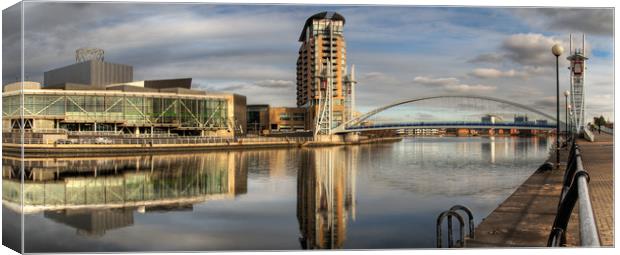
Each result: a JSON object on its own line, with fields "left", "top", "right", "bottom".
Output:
{"left": 594, "top": 115, "right": 607, "bottom": 134}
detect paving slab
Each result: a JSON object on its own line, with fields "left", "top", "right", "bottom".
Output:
{"left": 466, "top": 144, "right": 580, "bottom": 248}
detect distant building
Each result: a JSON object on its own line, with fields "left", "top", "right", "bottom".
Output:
{"left": 246, "top": 105, "right": 307, "bottom": 134}
{"left": 269, "top": 107, "right": 306, "bottom": 132}
{"left": 247, "top": 104, "right": 270, "bottom": 134}
{"left": 2, "top": 51, "right": 246, "bottom": 137}
{"left": 514, "top": 114, "right": 529, "bottom": 124}
{"left": 481, "top": 114, "right": 499, "bottom": 124}
{"left": 44, "top": 59, "right": 133, "bottom": 89}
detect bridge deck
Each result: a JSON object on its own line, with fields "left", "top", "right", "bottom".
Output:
{"left": 466, "top": 134, "right": 613, "bottom": 247}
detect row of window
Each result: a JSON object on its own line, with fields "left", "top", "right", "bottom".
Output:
{"left": 4, "top": 94, "right": 229, "bottom": 128}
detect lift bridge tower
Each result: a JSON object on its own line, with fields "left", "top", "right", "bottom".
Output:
{"left": 567, "top": 34, "right": 589, "bottom": 134}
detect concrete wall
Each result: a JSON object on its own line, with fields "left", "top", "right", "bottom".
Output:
{"left": 233, "top": 94, "right": 247, "bottom": 135}
{"left": 269, "top": 107, "right": 306, "bottom": 131}
{"left": 247, "top": 105, "right": 270, "bottom": 134}
{"left": 3, "top": 81, "right": 41, "bottom": 92}
{"left": 3, "top": 119, "right": 11, "bottom": 130}
{"left": 34, "top": 119, "right": 55, "bottom": 129}
{"left": 44, "top": 60, "right": 133, "bottom": 88}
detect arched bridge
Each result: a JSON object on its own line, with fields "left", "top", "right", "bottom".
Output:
{"left": 332, "top": 95, "right": 558, "bottom": 134}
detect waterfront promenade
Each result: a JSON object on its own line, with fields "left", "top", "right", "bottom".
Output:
{"left": 466, "top": 133, "right": 613, "bottom": 247}
{"left": 579, "top": 133, "right": 614, "bottom": 246}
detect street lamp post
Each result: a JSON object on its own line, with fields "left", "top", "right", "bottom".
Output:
{"left": 569, "top": 109, "right": 573, "bottom": 138}
{"left": 568, "top": 104, "right": 572, "bottom": 138}
{"left": 552, "top": 44, "right": 564, "bottom": 168}
{"left": 564, "top": 90, "right": 570, "bottom": 139}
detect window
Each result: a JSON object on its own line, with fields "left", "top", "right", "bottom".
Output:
{"left": 279, "top": 113, "right": 291, "bottom": 121}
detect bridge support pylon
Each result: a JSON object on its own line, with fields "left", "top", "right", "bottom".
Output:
{"left": 314, "top": 134, "right": 344, "bottom": 143}
{"left": 344, "top": 132, "right": 360, "bottom": 143}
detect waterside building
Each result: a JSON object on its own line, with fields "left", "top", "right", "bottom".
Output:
{"left": 2, "top": 51, "right": 246, "bottom": 137}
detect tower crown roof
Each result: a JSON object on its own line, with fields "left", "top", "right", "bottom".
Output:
{"left": 298, "top": 11, "right": 345, "bottom": 42}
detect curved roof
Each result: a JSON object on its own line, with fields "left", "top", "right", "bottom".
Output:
{"left": 299, "top": 12, "right": 346, "bottom": 42}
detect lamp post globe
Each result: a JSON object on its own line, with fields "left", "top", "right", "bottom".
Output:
{"left": 564, "top": 90, "right": 570, "bottom": 97}
{"left": 552, "top": 44, "right": 564, "bottom": 57}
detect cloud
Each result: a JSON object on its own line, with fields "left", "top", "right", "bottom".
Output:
{"left": 501, "top": 33, "right": 563, "bottom": 67}
{"left": 467, "top": 53, "right": 503, "bottom": 64}
{"left": 443, "top": 84, "right": 496, "bottom": 93}
{"left": 253, "top": 79, "right": 294, "bottom": 89}
{"left": 207, "top": 83, "right": 247, "bottom": 92}
{"left": 413, "top": 76, "right": 496, "bottom": 93}
{"left": 533, "top": 96, "right": 556, "bottom": 108}
{"left": 413, "top": 76, "right": 459, "bottom": 87}
{"left": 361, "top": 72, "right": 386, "bottom": 80}
{"left": 467, "top": 33, "right": 565, "bottom": 68}
{"left": 469, "top": 68, "right": 529, "bottom": 79}
{"left": 512, "top": 8, "right": 613, "bottom": 36}
{"left": 470, "top": 68, "right": 513, "bottom": 79}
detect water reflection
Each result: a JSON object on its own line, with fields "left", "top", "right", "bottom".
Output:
{"left": 2, "top": 152, "right": 248, "bottom": 235}
{"left": 297, "top": 147, "right": 358, "bottom": 249}
{"left": 2, "top": 136, "right": 552, "bottom": 251}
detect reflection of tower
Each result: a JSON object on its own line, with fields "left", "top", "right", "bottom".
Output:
{"left": 490, "top": 136, "right": 496, "bottom": 164}
{"left": 297, "top": 148, "right": 356, "bottom": 249}
{"left": 567, "top": 34, "right": 588, "bottom": 133}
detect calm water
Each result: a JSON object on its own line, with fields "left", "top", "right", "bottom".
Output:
{"left": 2, "top": 136, "right": 551, "bottom": 252}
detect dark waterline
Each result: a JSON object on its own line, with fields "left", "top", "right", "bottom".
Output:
{"left": 2, "top": 136, "right": 550, "bottom": 252}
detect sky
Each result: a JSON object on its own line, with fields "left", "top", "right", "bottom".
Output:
{"left": 1, "top": 2, "right": 614, "bottom": 122}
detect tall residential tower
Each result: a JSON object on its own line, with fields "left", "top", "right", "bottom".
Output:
{"left": 296, "top": 12, "right": 355, "bottom": 135}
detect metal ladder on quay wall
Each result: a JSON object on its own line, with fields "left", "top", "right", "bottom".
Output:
{"left": 436, "top": 205, "right": 475, "bottom": 248}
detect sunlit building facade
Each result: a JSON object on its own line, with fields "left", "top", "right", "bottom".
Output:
{"left": 296, "top": 12, "right": 351, "bottom": 131}
{"left": 2, "top": 55, "right": 247, "bottom": 137}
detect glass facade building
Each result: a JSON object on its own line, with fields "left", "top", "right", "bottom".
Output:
{"left": 2, "top": 89, "right": 235, "bottom": 134}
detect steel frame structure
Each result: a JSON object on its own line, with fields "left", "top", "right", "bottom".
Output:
{"left": 2, "top": 90, "right": 231, "bottom": 132}
{"left": 314, "top": 20, "right": 336, "bottom": 136}
{"left": 567, "top": 34, "right": 588, "bottom": 134}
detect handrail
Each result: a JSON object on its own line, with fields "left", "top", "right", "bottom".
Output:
{"left": 450, "top": 205, "right": 475, "bottom": 239}
{"left": 436, "top": 211, "right": 465, "bottom": 248}
{"left": 2, "top": 135, "right": 314, "bottom": 145}
{"left": 436, "top": 204, "right": 475, "bottom": 248}
{"left": 547, "top": 142, "right": 600, "bottom": 247}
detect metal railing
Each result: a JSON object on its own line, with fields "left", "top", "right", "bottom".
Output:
{"left": 436, "top": 204, "right": 475, "bottom": 248}
{"left": 597, "top": 126, "right": 613, "bottom": 135}
{"left": 2, "top": 136, "right": 313, "bottom": 145}
{"left": 547, "top": 142, "right": 600, "bottom": 247}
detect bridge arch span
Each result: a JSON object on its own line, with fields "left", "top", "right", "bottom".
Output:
{"left": 333, "top": 95, "right": 557, "bottom": 133}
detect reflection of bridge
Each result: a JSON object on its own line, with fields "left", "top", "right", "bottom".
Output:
{"left": 330, "top": 95, "right": 558, "bottom": 134}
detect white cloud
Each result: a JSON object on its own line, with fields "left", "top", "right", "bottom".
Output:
{"left": 501, "top": 33, "right": 564, "bottom": 67}
{"left": 413, "top": 76, "right": 496, "bottom": 93}
{"left": 469, "top": 68, "right": 521, "bottom": 79}
{"left": 253, "top": 79, "right": 294, "bottom": 89}
{"left": 413, "top": 76, "right": 459, "bottom": 87}
{"left": 512, "top": 8, "right": 613, "bottom": 36}
{"left": 443, "top": 84, "right": 496, "bottom": 93}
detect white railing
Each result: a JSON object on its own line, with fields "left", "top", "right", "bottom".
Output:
{"left": 2, "top": 136, "right": 313, "bottom": 145}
